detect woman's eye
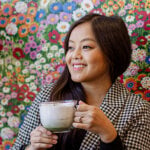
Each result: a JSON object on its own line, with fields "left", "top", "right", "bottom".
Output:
{"left": 68, "top": 46, "right": 74, "bottom": 51}
{"left": 83, "top": 45, "right": 92, "bottom": 50}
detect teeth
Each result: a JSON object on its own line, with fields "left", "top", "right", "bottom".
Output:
{"left": 73, "top": 65, "right": 85, "bottom": 68}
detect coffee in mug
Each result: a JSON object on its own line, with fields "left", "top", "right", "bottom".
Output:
{"left": 39, "top": 100, "right": 77, "bottom": 133}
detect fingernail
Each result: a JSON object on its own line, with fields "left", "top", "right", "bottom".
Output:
{"left": 52, "top": 135, "right": 58, "bottom": 139}
{"left": 53, "top": 140, "right": 57, "bottom": 144}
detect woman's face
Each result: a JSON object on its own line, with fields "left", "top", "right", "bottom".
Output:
{"left": 65, "top": 22, "right": 111, "bottom": 85}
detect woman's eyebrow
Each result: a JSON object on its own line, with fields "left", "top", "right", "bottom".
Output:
{"left": 69, "top": 38, "right": 96, "bottom": 43}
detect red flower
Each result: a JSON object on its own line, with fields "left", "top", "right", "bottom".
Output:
{"left": 11, "top": 106, "right": 20, "bottom": 114}
{"left": 0, "top": 137, "right": 2, "bottom": 145}
{"left": 48, "top": 30, "right": 60, "bottom": 44}
{"left": 20, "top": 84, "right": 29, "bottom": 93}
{"left": 144, "top": 20, "right": 150, "bottom": 30}
{"left": 26, "top": 92, "right": 36, "bottom": 101}
{"left": 136, "top": 36, "right": 147, "bottom": 46}
{"left": 13, "top": 47, "right": 25, "bottom": 60}
{"left": 135, "top": 11, "right": 147, "bottom": 21}
{"left": 0, "top": 44, "right": 3, "bottom": 51}
{"left": 11, "top": 84, "right": 19, "bottom": 92}
{"left": 17, "top": 93, "right": 25, "bottom": 101}
{"left": 27, "top": 1, "right": 38, "bottom": 7}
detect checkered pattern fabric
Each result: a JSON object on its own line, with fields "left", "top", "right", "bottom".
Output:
{"left": 11, "top": 80, "right": 150, "bottom": 150}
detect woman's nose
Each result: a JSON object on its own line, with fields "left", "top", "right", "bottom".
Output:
{"left": 72, "top": 48, "right": 82, "bottom": 59}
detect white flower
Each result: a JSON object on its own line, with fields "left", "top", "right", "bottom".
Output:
{"left": 8, "top": 116, "right": 20, "bottom": 128}
{"left": 36, "top": 65, "right": 42, "bottom": 70}
{"left": 2, "top": 87, "right": 10, "bottom": 93}
{"left": 0, "top": 105, "right": 4, "bottom": 111}
{"left": 30, "top": 85, "right": 37, "bottom": 90}
{"left": 15, "top": 61, "right": 21, "bottom": 66}
{"left": 30, "top": 64, "right": 36, "bottom": 69}
{"left": 30, "top": 75, "right": 35, "bottom": 80}
{"left": 22, "top": 69, "right": 29, "bottom": 74}
{"left": 1, "top": 127, "right": 15, "bottom": 139}
{"left": 6, "top": 23, "right": 18, "bottom": 35}
{"left": 42, "top": 45, "right": 48, "bottom": 51}
{"left": 8, "top": 65, "right": 13, "bottom": 70}
{"left": 25, "top": 78, "right": 31, "bottom": 83}
{"left": 145, "top": 34, "right": 150, "bottom": 41}
{"left": 81, "top": 0, "right": 94, "bottom": 12}
{"left": 0, "top": 120, "right": 3, "bottom": 128}
{"left": 47, "top": 53, "right": 53, "bottom": 58}
{"left": 15, "top": 1, "right": 27, "bottom": 13}
{"left": 18, "top": 104, "right": 25, "bottom": 110}
{"left": 0, "top": 111, "right": 5, "bottom": 117}
{"left": 57, "top": 22, "right": 70, "bottom": 33}
{"left": 126, "top": 15, "right": 135, "bottom": 22}
{"left": 35, "top": 61, "right": 40, "bottom": 66}
{"left": 72, "top": 8, "right": 86, "bottom": 21}
{"left": 1, "top": 99, "right": 8, "bottom": 105}
{"left": 0, "top": 31, "right": 6, "bottom": 37}
{"left": 141, "top": 77, "right": 150, "bottom": 89}
{"left": 0, "top": 59, "right": 4, "bottom": 65}
{"left": 40, "top": 0, "right": 50, "bottom": 8}
{"left": 37, "top": 53, "right": 42, "bottom": 58}
{"left": 55, "top": 52, "right": 60, "bottom": 57}
{"left": 40, "top": 58, "right": 46, "bottom": 63}
{"left": 51, "top": 45, "right": 58, "bottom": 51}
{"left": 137, "top": 49, "right": 146, "bottom": 61}
{"left": 43, "top": 64, "right": 49, "bottom": 70}
{"left": 59, "top": 48, "right": 65, "bottom": 53}
{"left": 24, "top": 98, "right": 30, "bottom": 103}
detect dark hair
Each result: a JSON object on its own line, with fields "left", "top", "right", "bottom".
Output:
{"left": 50, "top": 13, "right": 132, "bottom": 149}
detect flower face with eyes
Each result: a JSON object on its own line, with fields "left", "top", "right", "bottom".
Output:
{"left": 65, "top": 22, "right": 110, "bottom": 86}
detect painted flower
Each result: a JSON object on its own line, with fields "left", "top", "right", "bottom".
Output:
{"left": 11, "top": 105, "right": 20, "bottom": 114}
{"left": 56, "top": 64, "right": 65, "bottom": 73}
{"left": 2, "top": 3, "right": 12, "bottom": 16}
{"left": 25, "top": 15, "right": 34, "bottom": 25}
{"left": 2, "top": 87, "right": 10, "bottom": 93}
{"left": 15, "top": 1, "right": 27, "bottom": 13}
{"left": 0, "top": 17, "right": 7, "bottom": 28}
{"left": 63, "top": 1, "right": 77, "bottom": 13}
{"left": 81, "top": 0, "right": 94, "bottom": 12}
{"left": 26, "top": 92, "right": 36, "bottom": 101}
{"left": 144, "top": 90, "right": 150, "bottom": 101}
{"left": 136, "top": 36, "right": 147, "bottom": 46}
{"left": 126, "top": 15, "right": 135, "bottom": 22}
{"left": 9, "top": 15, "right": 18, "bottom": 24}
{"left": 29, "top": 22, "right": 39, "bottom": 34}
{"left": 45, "top": 74, "right": 53, "bottom": 84}
{"left": 30, "top": 51, "right": 37, "bottom": 60}
{"left": 136, "top": 20, "right": 144, "bottom": 28}
{"left": 6, "top": 23, "right": 18, "bottom": 35}
{"left": 135, "top": 11, "right": 147, "bottom": 21}
{"left": 49, "top": 2, "right": 63, "bottom": 14}
{"left": 17, "top": 13, "right": 26, "bottom": 24}
{"left": 118, "top": 9, "right": 126, "bottom": 16}
{"left": 1, "top": 128, "right": 15, "bottom": 139}
{"left": 144, "top": 20, "right": 150, "bottom": 30}
{"left": 27, "top": 7, "right": 37, "bottom": 17}
{"left": 145, "top": 56, "right": 150, "bottom": 64}
{"left": 40, "top": 0, "right": 50, "bottom": 8}
{"left": 27, "top": 1, "right": 38, "bottom": 7}
{"left": 141, "top": 77, "right": 150, "bottom": 89}
{"left": 57, "top": 21, "right": 70, "bottom": 33}
{"left": 48, "top": 30, "right": 60, "bottom": 44}
{"left": 13, "top": 47, "right": 25, "bottom": 60}
{"left": 20, "top": 84, "right": 29, "bottom": 93}
{"left": 90, "top": 8, "right": 105, "bottom": 15}
{"left": 47, "top": 14, "right": 59, "bottom": 25}
{"left": 134, "top": 90, "right": 144, "bottom": 99}
{"left": 124, "top": 78, "right": 137, "bottom": 91}
{"left": 36, "top": 9, "right": 46, "bottom": 22}
{"left": 72, "top": 8, "right": 86, "bottom": 21}
{"left": 1, "top": 98, "right": 8, "bottom": 105}
{"left": 59, "top": 12, "right": 72, "bottom": 22}
{"left": 17, "top": 93, "right": 25, "bottom": 101}
{"left": 7, "top": 116, "right": 20, "bottom": 128}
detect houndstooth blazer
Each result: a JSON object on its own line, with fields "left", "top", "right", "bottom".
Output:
{"left": 11, "top": 80, "right": 150, "bottom": 150}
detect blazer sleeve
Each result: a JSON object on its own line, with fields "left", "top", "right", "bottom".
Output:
{"left": 10, "top": 84, "right": 54, "bottom": 150}
{"left": 123, "top": 100, "right": 150, "bottom": 150}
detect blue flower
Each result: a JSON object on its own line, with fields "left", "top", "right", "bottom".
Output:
{"left": 63, "top": 1, "right": 77, "bottom": 13}
{"left": 36, "top": 9, "right": 46, "bottom": 22}
{"left": 145, "top": 56, "right": 150, "bottom": 64}
{"left": 50, "top": 2, "right": 63, "bottom": 14}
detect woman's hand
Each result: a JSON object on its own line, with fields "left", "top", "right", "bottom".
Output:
{"left": 73, "top": 101, "right": 117, "bottom": 143}
{"left": 26, "top": 126, "right": 58, "bottom": 150}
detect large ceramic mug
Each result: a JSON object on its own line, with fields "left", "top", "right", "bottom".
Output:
{"left": 39, "top": 100, "right": 77, "bottom": 133}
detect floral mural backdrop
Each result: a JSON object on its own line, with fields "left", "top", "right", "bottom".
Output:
{"left": 0, "top": 0, "right": 150, "bottom": 149}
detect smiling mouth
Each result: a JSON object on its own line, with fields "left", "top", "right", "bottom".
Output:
{"left": 72, "top": 64, "right": 86, "bottom": 71}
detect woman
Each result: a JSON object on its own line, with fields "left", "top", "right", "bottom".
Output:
{"left": 11, "top": 14, "right": 150, "bottom": 150}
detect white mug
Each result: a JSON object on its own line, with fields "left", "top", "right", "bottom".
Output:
{"left": 39, "top": 100, "right": 77, "bottom": 133}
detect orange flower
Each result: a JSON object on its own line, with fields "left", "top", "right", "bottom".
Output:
{"left": 108, "top": 1, "right": 114, "bottom": 6}
{"left": 17, "top": 74, "right": 25, "bottom": 82}
{"left": 118, "top": 1, "right": 125, "bottom": 7}
{"left": 113, "top": 4, "right": 119, "bottom": 10}
{"left": 134, "top": 91, "right": 144, "bottom": 99}
{"left": 6, "top": 71, "right": 12, "bottom": 77}
{"left": 2, "top": 3, "right": 13, "bottom": 16}
{"left": 18, "top": 25, "right": 28, "bottom": 37}
{"left": 5, "top": 82, "right": 10, "bottom": 86}
{"left": 9, "top": 15, "right": 18, "bottom": 24}
{"left": 29, "top": 22, "right": 38, "bottom": 34}
{"left": 128, "top": 10, "right": 134, "bottom": 14}
{"left": 25, "top": 15, "right": 34, "bottom": 26}
{"left": 137, "top": 74, "right": 146, "bottom": 81}
{"left": 16, "top": 67, "right": 21, "bottom": 73}
{"left": 27, "top": 7, "right": 37, "bottom": 17}
{"left": 108, "top": 11, "right": 114, "bottom": 16}
{"left": 103, "top": 3, "right": 108, "bottom": 9}
{"left": 12, "top": 0, "right": 19, "bottom": 6}
{"left": 17, "top": 13, "right": 26, "bottom": 24}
